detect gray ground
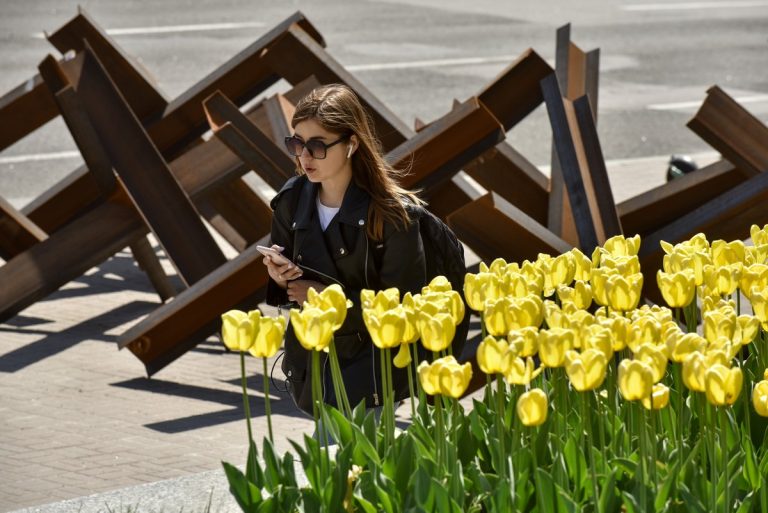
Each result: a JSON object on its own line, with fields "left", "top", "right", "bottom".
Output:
{"left": 1, "top": 0, "right": 767, "bottom": 511}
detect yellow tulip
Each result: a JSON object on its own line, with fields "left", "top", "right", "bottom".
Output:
{"left": 438, "top": 358, "right": 473, "bottom": 398}
{"left": 571, "top": 248, "right": 593, "bottom": 281}
{"left": 544, "top": 301, "right": 571, "bottom": 330}
{"left": 628, "top": 317, "right": 661, "bottom": 352}
{"left": 393, "top": 343, "right": 412, "bottom": 368}
{"left": 483, "top": 297, "right": 510, "bottom": 337}
{"left": 290, "top": 306, "right": 336, "bottom": 352}
{"left": 417, "top": 360, "right": 441, "bottom": 395}
{"left": 423, "top": 275, "right": 452, "bottom": 293}
{"left": 753, "top": 380, "right": 768, "bottom": 417}
{"left": 618, "top": 359, "right": 653, "bottom": 401}
{"left": 662, "top": 250, "right": 692, "bottom": 275}
{"left": 635, "top": 344, "right": 668, "bottom": 383}
{"left": 704, "top": 364, "right": 743, "bottom": 406}
{"left": 508, "top": 327, "right": 539, "bottom": 357}
{"left": 445, "top": 290, "right": 465, "bottom": 326}
{"left": 601, "top": 254, "right": 642, "bottom": 276}
{"left": 746, "top": 243, "right": 768, "bottom": 266}
{"left": 603, "top": 234, "right": 641, "bottom": 257}
{"left": 503, "top": 355, "right": 542, "bottom": 385}
{"left": 703, "top": 263, "right": 741, "bottom": 297}
{"left": 752, "top": 290, "right": 768, "bottom": 330}
{"left": 477, "top": 335, "right": 509, "bottom": 375}
{"left": 417, "top": 312, "right": 455, "bottom": 352}
{"left": 364, "top": 308, "right": 406, "bottom": 349}
{"left": 361, "top": 288, "right": 399, "bottom": 313}
{"left": 750, "top": 224, "right": 768, "bottom": 246}
{"left": 557, "top": 280, "right": 593, "bottom": 310}
{"left": 538, "top": 328, "right": 574, "bottom": 367}
{"left": 711, "top": 239, "right": 746, "bottom": 267}
{"left": 656, "top": 269, "right": 696, "bottom": 308}
{"left": 517, "top": 388, "right": 548, "bottom": 427}
{"left": 221, "top": 309, "right": 260, "bottom": 352}
{"left": 632, "top": 304, "right": 674, "bottom": 325}
{"left": 703, "top": 309, "right": 736, "bottom": 345}
{"left": 666, "top": 332, "right": 706, "bottom": 363}
{"left": 503, "top": 272, "right": 531, "bottom": 298}
{"left": 734, "top": 315, "right": 760, "bottom": 346}
{"left": 606, "top": 273, "right": 643, "bottom": 312}
{"left": 642, "top": 383, "right": 670, "bottom": 410}
{"left": 580, "top": 324, "right": 613, "bottom": 359}
{"left": 682, "top": 351, "right": 707, "bottom": 392}
{"left": 597, "top": 315, "right": 630, "bottom": 351}
{"left": 464, "top": 272, "right": 501, "bottom": 312}
{"left": 589, "top": 267, "right": 615, "bottom": 307}
{"left": 564, "top": 349, "right": 608, "bottom": 391}
{"left": 508, "top": 295, "right": 544, "bottom": 329}
{"left": 521, "top": 261, "right": 545, "bottom": 295}
{"left": 739, "top": 264, "right": 768, "bottom": 299}
{"left": 487, "top": 257, "right": 510, "bottom": 276}
{"left": 249, "top": 315, "right": 286, "bottom": 358}
{"left": 307, "top": 284, "right": 352, "bottom": 330}
{"left": 550, "top": 252, "right": 577, "bottom": 290}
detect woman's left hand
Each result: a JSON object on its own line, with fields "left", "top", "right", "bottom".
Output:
{"left": 287, "top": 280, "right": 326, "bottom": 304}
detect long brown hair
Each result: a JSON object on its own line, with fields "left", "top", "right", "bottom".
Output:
{"left": 291, "top": 84, "right": 422, "bottom": 240}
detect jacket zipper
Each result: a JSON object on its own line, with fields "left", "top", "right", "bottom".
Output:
{"left": 365, "top": 236, "right": 379, "bottom": 406}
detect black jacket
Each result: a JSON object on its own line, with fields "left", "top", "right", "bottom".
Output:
{"left": 267, "top": 175, "right": 426, "bottom": 414}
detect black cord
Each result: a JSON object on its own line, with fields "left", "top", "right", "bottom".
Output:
{"left": 270, "top": 351, "right": 290, "bottom": 393}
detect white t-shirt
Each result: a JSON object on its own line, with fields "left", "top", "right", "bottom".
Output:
{"left": 316, "top": 195, "right": 340, "bottom": 231}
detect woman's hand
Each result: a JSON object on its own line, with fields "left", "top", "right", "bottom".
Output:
{"left": 287, "top": 280, "right": 325, "bottom": 305}
{"left": 262, "top": 245, "right": 302, "bottom": 289}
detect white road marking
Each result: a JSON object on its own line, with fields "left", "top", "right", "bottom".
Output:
{"left": 347, "top": 55, "right": 515, "bottom": 72}
{"left": 33, "top": 21, "right": 265, "bottom": 38}
{"left": 647, "top": 95, "right": 768, "bottom": 111}
{"left": 623, "top": 1, "right": 768, "bottom": 11}
{"left": 0, "top": 150, "right": 81, "bottom": 164}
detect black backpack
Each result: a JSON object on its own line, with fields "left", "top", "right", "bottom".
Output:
{"left": 374, "top": 206, "right": 470, "bottom": 360}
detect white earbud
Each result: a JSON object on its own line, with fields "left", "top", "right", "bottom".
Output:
{"left": 346, "top": 145, "right": 353, "bottom": 159}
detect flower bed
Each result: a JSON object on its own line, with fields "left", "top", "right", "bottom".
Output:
{"left": 220, "top": 226, "right": 768, "bottom": 512}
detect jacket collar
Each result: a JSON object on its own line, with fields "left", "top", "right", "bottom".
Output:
{"left": 293, "top": 177, "right": 370, "bottom": 229}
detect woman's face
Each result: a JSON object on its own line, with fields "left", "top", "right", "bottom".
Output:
{"left": 292, "top": 118, "right": 354, "bottom": 187}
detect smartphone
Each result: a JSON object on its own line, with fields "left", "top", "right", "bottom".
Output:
{"left": 256, "top": 245, "right": 293, "bottom": 266}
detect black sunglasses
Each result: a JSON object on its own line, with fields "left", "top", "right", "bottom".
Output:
{"left": 284, "top": 134, "right": 350, "bottom": 160}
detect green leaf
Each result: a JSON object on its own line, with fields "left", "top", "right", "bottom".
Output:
{"left": 354, "top": 494, "right": 379, "bottom": 513}
{"left": 222, "top": 461, "right": 261, "bottom": 513}
{"left": 411, "top": 466, "right": 434, "bottom": 510}
{"left": 598, "top": 468, "right": 618, "bottom": 513}
{"left": 261, "top": 438, "right": 281, "bottom": 490}
{"left": 246, "top": 439, "right": 264, "bottom": 487}
{"left": 535, "top": 468, "right": 556, "bottom": 513}
{"left": 329, "top": 406, "right": 354, "bottom": 446}
{"left": 554, "top": 482, "right": 578, "bottom": 513}
{"left": 620, "top": 490, "right": 639, "bottom": 513}
{"left": 394, "top": 436, "right": 416, "bottom": 492}
{"left": 654, "top": 460, "right": 679, "bottom": 512}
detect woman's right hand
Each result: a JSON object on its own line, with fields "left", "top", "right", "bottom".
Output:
{"left": 262, "top": 245, "right": 302, "bottom": 289}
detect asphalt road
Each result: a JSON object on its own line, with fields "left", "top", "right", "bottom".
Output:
{"left": 1, "top": 0, "right": 767, "bottom": 207}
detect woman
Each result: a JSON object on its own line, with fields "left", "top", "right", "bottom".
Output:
{"left": 263, "top": 84, "right": 427, "bottom": 414}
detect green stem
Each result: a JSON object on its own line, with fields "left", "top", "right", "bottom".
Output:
{"left": 720, "top": 407, "right": 729, "bottom": 513}
{"left": 708, "top": 403, "right": 716, "bottom": 513}
{"left": 435, "top": 395, "right": 444, "bottom": 470}
{"left": 637, "top": 402, "right": 648, "bottom": 512}
{"left": 262, "top": 357, "right": 273, "bottom": 444}
{"left": 311, "top": 350, "right": 327, "bottom": 446}
{"left": 406, "top": 349, "right": 417, "bottom": 420}
{"left": 595, "top": 391, "right": 607, "bottom": 476}
{"left": 240, "top": 352, "right": 254, "bottom": 445}
{"left": 328, "top": 339, "right": 352, "bottom": 418}
{"left": 385, "top": 347, "right": 396, "bottom": 441}
{"left": 496, "top": 375, "right": 507, "bottom": 480}
{"left": 581, "top": 393, "right": 601, "bottom": 511}
{"left": 530, "top": 427, "right": 544, "bottom": 513}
